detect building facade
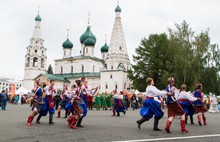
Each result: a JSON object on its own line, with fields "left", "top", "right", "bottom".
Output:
{"left": 23, "top": 3, "right": 132, "bottom": 92}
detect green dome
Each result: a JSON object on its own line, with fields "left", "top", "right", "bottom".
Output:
{"left": 101, "top": 43, "right": 109, "bottom": 52}
{"left": 115, "top": 5, "right": 121, "bottom": 12}
{"left": 80, "top": 26, "right": 96, "bottom": 44}
{"left": 84, "top": 36, "right": 95, "bottom": 46}
{"left": 35, "top": 14, "right": 42, "bottom": 21}
{"left": 62, "top": 38, "right": 73, "bottom": 49}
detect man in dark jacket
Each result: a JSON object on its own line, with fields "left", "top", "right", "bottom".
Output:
{"left": 1, "top": 90, "right": 7, "bottom": 110}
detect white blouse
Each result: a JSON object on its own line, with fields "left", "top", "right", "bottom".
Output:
{"left": 146, "top": 85, "right": 167, "bottom": 97}
{"left": 178, "top": 91, "right": 197, "bottom": 102}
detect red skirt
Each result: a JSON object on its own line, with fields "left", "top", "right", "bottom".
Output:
{"left": 167, "top": 102, "right": 185, "bottom": 117}
{"left": 194, "top": 105, "right": 207, "bottom": 114}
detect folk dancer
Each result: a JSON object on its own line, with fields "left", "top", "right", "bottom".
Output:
{"left": 56, "top": 84, "right": 70, "bottom": 118}
{"left": 77, "top": 77, "right": 98, "bottom": 127}
{"left": 36, "top": 80, "right": 56, "bottom": 124}
{"left": 67, "top": 82, "right": 83, "bottom": 129}
{"left": 193, "top": 83, "right": 207, "bottom": 125}
{"left": 178, "top": 84, "right": 198, "bottom": 125}
{"left": 136, "top": 77, "right": 169, "bottom": 131}
{"left": 27, "top": 79, "right": 45, "bottom": 126}
{"left": 114, "top": 91, "right": 126, "bottom": 116}
{"left": 164, "top": 77, "right": 188, "bottom": 133}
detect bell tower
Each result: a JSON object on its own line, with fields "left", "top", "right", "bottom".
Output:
{"left": 23, "top": 12, "right": 47, "bottom": 90}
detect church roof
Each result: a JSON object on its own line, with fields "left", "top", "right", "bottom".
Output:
{"left": 80, "top": 26, "right": 96, "bottom": 44}
{"left": 55, "top": 72, "right": 100, "bottom": 78}
{"left": 62, "top": 38, "right": 73, "bottom": 49}
{"left": 54, "top": 55, "right": 104, "bottom": 63}
{"left": 101, "top": 43, "right": 109, "bottom": 52}
{"left": 34, "top": 73, "right": 71, "bottom": 82}
{"left": 35, "top": 14, "right": 42, "bottom": 21}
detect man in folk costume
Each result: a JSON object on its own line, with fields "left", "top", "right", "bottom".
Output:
{"left": 27, "top": 78, "right": 45, "bottom": 126}
{"left": 56, "top": 84, "right": 70, "bottom": 118}
{"left": 193, "top": 83, "right": 207, "bottom": 125}
{"left": 136, "top": 77, "right": 170, "bottom": 131}
{"left": 36, "top": 80, "right": 56, "bottom": 124}
{"left": 67, "top": 82, "right": 83, "bottom": 129}
{"left": 164, "top": 77, "right": 188, "bottom": 133}
{"left": 178, "top": 84, "right": 199, "bottom": 125}
{"left": 77, "top": 77, "right": 98, "bottom": 127}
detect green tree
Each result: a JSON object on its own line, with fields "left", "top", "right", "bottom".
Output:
{"left": 47, "top": 64, "right": 54, "bottom": 74}
{"left": 128, "top": 33, "right": 169, "bottom": 91}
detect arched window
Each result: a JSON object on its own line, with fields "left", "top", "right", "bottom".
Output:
{"left": 33, "top": 57, "right": 38, "bottom": 67}
{"left": 119, "top": 47, "right": 122, "bottom": 50}
{"left": 110, "top": 75, "right": 112, "bottom": 79}
{"left": 86, "top": 48, "right": 88, "bottom": 54}
{"left": 106, "top": 84, "right": 108, "bottom": 89}
{"left": 41, "top": 58, "right": 44, "bottom": 68}
{"left": 82, "top": 65, "right": 84, "bottom": 73}
{"left": 64, "top": 50, "right": 66, "bottom": 56}
{"left": 35, "top": 50, "right": 37, "bottom": 53}
{"left": 61, "top": 66, "right": 63, "bottom": 74}
{"left": 124, "top": 82, "right": 126, "bottom": 89}
{"left": 93, "top": 65, "right": 95, "bottom": 72}
{"left": 71, "top": 66, "right": 73, "bottom": 73}
{"left": 115, "top": 84, "right": 118, "bottom": 90}
{"left": 26, "top": 57, "right": 30, "bottom": 67}
{"left": 111, "top": 66, "right": 113, "bottom": 70}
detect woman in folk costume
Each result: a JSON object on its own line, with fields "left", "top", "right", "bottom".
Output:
{"left": 165, "top": 77, "right": 188, "bottom": 133}
{"left": 114, "top": 91, "right": 126, "bottom": 116}
{"left": 193, "top": 83, "right": 207, "bottom": 125}
{"left": 178, "top": 84, "right": 198, "bottom": 125}
{"left": 136, "top": 77, "right": 169, "bottom": 131}
{"left": 67, "top": 81, "right": 83, "bottom": 129}
{"left": 36, "top": 80, "right": 56, "bottom": 124}
{"left": 27, "top": 78, "right": 45, "bottom": 126}
{"left": 56, "top": 84, "right": 70, "bottom": 118}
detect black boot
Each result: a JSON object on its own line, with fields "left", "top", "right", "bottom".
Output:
{"left": 123, "top": 111, "right": 126, "bottom": 115}
{"left": 36, "top": 115, "right": 42, "bottom": 124}
{"left": 49, "top": 114, "right": 54, "bottom": 124}
{"left": 136, "top": 117, "right": 147, "bottom": 129}
{"left": 190, "top": 115, "right": 194, "bottom": 125}
{"left": 185, "top": 116, "right": 188, "bottom": 124}
{"left": 153, "top": 118, "right": 162, "bottom": 131}
{"left": 64, "top": 111, "right": 68, "bottom": 118}
{"left": 116, "top": 112, "right": 120, "bottom": 116}
{"left": 76, "top": 117, "right": 83, "bottom": 128}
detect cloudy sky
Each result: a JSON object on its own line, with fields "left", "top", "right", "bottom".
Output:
{"left": 0, "top": 0, "right": 219, "bottom": 80}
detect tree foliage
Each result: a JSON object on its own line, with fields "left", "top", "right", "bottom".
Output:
{"left": 129, "top": 21, "right": 220, "bottom": 94}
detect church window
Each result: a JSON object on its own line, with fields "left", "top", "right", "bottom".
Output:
{"left": 119, "top": 47, "right": 122, "bottom": 50}
{"left": 26, "top": 57, "right": 30, "bottom": 67}
{"left": 29, "top": 49, "right": 30, "bottom": 53}
{"left": 82, "top": 65, "right": 84, "bottom": 73}
{"left": 36, "top": 41, "right": 38, "bottom": 44}
{"left": 41, "top": 58, "right": 44, "bottom": 68}
{"left": 64, "top": 50, "right": 66, "bottom": 56}
{"left": 93, "top": 65, "right": 95, "bottom": 72}
{"left": 110, "top": 75, "right": 112, "bottom": 79}
{"left": 115, "top": 84, "right": 118, "bottom": 90}
{"left": 35, "top": 50, "right": 37, "bottom": 53}
{"left": 111, "top": 66, "right": 113, "bottom": 70}
{"left": 106, "top": 84, "right": 108, "bottom": 89}
{"left": 124, "top": 82, "right": 126, "bottom": 89}
{"left": 33, "top": 57, "right": 38, "bottom": 67}
{"left": 71, "top": 66, "right": 73, "bottom": 73}
{"left": 42, "top": 51, "right": 43, "bottom": 54}
{"left": 61, "top": 66, "right": 63, "bottom": 74}
{"left": 86, "top": 48, "right": 88, "bottom": 54}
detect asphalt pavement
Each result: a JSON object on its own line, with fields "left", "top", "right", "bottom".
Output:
{"left": 0, "top": 104, "right": 220, "bottom": 142}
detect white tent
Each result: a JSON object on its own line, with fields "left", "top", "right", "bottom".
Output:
{"left": 15, "top": 87, "right": 31, "bottom": 104}
{"left": 15, "top": 86, "right": 31, "bottom": 95}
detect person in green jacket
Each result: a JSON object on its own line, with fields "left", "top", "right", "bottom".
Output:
{"left": 95, "top": 93, "right": 101, "bottom": 110}
{"left": 109, "top": 92, "right": 114, "bottom": 110}
{"left": 106, "top": 92, "right": 111, "bottom": 109}
{"left": 101, "top": 92, "right": 107, "bottom": 110}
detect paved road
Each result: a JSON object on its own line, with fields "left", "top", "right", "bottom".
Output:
{"left": 0, "top": 104, "right": 220, "bottom": 142}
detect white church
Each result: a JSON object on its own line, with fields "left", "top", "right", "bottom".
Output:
{"left": 23, "top": 3, "right": 132, "bottom": 93}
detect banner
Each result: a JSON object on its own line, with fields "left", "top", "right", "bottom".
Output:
{"left": 11, "top": 84, "right": 15, "bottom": 97}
